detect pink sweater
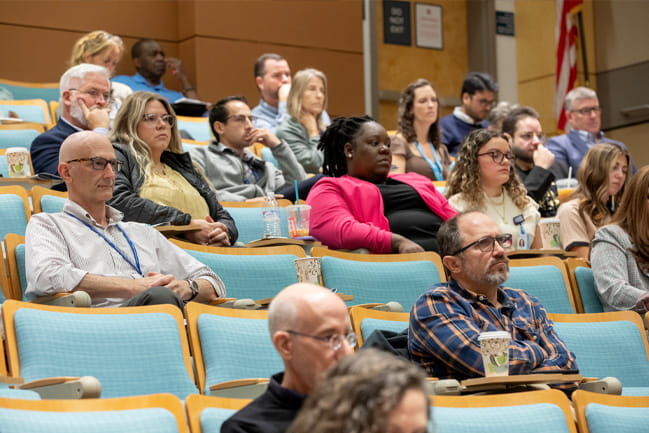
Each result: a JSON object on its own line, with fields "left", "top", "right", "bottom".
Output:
{"left": 306, "top": 173, "right": 456, "bottom": 253}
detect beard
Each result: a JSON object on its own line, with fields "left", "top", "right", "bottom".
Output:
{"left": 464, "top": 257, "right": 510, "bottom": 287}
{"left": 69, "top": 99, "right": 88, "bottom": 128}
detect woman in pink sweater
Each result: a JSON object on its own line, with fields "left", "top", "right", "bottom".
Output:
{"left": 307, "top": 116, "right": 456, "bottom": 253}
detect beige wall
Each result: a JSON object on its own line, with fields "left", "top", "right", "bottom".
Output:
{"left": 0, "top": 0, "right": 364, "bottom": 116}
{"left": 376, "top": 0, "right": 468, "bottom": 130}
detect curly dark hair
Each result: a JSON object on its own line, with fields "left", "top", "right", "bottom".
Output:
{"left": 445, "top": 128, "right": 530, "bottom": 209}
{"left": 397, "top": 78, "right": 441, "bottom": 147}
{"left": 287, "top": 349, "right": 429, "bottom": 433}
{"left": 318, "top": 115, "right": 375, "bottom": 177}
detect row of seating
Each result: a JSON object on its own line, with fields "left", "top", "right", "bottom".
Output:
{"left": 1, "top": 388, "right": 647, "bottom": 433}
{"left": 3, "top": 299, "right": 649, "bottom": 400}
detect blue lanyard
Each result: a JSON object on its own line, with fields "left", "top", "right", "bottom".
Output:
{"left": 65, "top": 211, "right": 143, "bottom": 276}
{"left": 414, "top": 141, "right": 444, "bottom": 180}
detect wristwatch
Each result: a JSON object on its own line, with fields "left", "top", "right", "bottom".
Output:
{"left": 186, "top": 279, "right": 200, "bottom": 302}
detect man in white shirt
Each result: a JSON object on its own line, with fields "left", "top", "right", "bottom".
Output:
{"left": 25, "top": 131, "right": 225, "bottom": 308}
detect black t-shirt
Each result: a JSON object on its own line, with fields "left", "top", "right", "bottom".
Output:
{"left": 377, "top": 179, "right": 444, "bottom": 252}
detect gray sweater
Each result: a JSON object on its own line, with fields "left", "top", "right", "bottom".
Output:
{"left": 276, "top": 116, "right": 323, "bottom": 174}
{"left": 190, "top": 141, "right": 306, "bottom": 201}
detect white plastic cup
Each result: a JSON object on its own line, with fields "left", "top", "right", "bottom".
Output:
{"left": 287, "top": 204, "right": 311, "bottom": 238}
{"left": 5, "top": 147, "right": 30, "bottom": 177}
{"left": 478, "top": 331, "right": 511, "bottom": 377}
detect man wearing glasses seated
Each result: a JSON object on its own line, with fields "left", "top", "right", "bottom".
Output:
{"left": 25, "top": 131, "right": 226, "bottom": 308}
{"left": 221, "top": 283, "right": 355, "bottom": 433}
{"left": 31, "top": 63, "right": 112, "bottom": 190}
{"left": 546, "top": 86, "right": 633, "bottom": 179}
{"left": 408, "top": 211, "right": 578, "bottom": 392}
{"left": 190, "top": 96, "right": 306, "bottom": 202}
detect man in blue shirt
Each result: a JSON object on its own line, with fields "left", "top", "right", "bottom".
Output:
{"left": 439, "top": 72, "right": 498, "bottom": 155}
{"left": 251, "top": 53, "right": 330, "bottom": 133}
{"left": 113, "top": 39, "right": 199, "bottom": 103}
{"left": 546, "top": 86, "right": 631, "bottom": 179}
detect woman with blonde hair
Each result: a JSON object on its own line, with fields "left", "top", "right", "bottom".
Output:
{"left": 69, "top": 30, "right": 132, "bottom": 114}
{"left": 592, "top": 166, "right": 649, "bottom": 312}
{"left": 391, "top": 78, "right": 451, "bottom": 180}
{"left": 276, "top": 68, "right": 328, "bottom": 174}
{"left": 446, "top": 128, "right": 541, "bottom": 249}
{"left": 288, "top": 349, "right": 429, "bottom": 433}
{"left": 108, "top": 91, "right": 237, "bottom": 246}
{"left": 557, "top": 142, "right": 628, "bottom": 259}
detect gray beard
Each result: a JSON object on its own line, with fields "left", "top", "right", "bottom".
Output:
{"left": 464, "top": 261, "right": 509, "bottom": 287}
{"left": 69, "top": 102, "right": 88, "bottom": 129}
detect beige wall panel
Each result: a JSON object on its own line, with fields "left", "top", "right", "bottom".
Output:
{"left": 377, "top": 1, "right": 467, "bottom": 129}
{"left": 514, "top": 0, "right": 554, "bottom": 83}
{"left": 191, "top": 38, "right": 363, "bottom": 117}
{"left": 517, "top": 75, "right": 558, "bottom": 135}
{"left": 593, "top": 0, "right": 649, "bottom": 71}
{"left": 187, "top": 0, "right": 362, "bottom": 52}
{"left": 0, "top": 0, "right": 178, "bottom": 40}
{"left": 607, "top": 123, "right": 649, "bottom": 168}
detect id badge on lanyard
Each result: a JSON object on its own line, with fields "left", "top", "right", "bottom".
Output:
{"left": 513, "top": 214, "right": 530, "bottom": 250}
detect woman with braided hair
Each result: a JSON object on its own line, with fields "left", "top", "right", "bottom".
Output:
{"left": 306, "top": 116, "right": 456, "bottom": 253}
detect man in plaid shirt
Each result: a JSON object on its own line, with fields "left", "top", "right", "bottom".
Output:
{"left": 408, "top": 211, "right": 578, "bottom": 391}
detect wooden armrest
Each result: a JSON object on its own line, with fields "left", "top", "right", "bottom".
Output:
{"left": 209, "top": 378, "right": 269, "bottom": 399}
{"left": 0, "top": 375, "right": 24, "bottom": 386}
{"left": 17, "top": 376, "right": 101, "bottom": 399}
{"left": 31, "top": 291, "right": 91, "bottom": 307}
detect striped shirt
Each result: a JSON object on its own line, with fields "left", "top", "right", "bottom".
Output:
{"left": 408, "top": 280, "right": 577, "bottom": 383}
{"left": 25, "top": 200, "right": 225, "bottom": 307}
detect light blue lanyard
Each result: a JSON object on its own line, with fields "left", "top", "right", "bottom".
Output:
{"left": 414, "top": 141, "right": 444, "bottom": 180}
{"left": 65, "top": 211, "right": 143, "bottom": 276}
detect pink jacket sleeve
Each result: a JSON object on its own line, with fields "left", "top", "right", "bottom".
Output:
{"left": 307, "top": 178, "right": 393, "bottom": 253}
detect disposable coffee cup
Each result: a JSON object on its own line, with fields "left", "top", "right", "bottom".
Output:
{"left": 538, "top": 218, "right": 561, "bottom": 249}
{"left": 287, "top": 204, "right": 311, "bottom": 238}
{"left": 556, "top": 178, "right": 578, "bottom": 203}
{"left": 478, "top": 331, "right": 511, "bottom": 377}
{"left": 6, "top": 147, "right": 30, "bottom": 177}
{"left": 294, "top": 257, "right": 322, "bottom": 285}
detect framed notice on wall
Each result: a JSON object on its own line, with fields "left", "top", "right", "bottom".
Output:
{"left": 383, "top": 0, "right": 412, "bottom": 46}
{"left": 415, "top": 3, "right": 443, "bottom": 50}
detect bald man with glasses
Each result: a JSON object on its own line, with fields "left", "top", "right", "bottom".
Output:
{"left": 25, "top": 131, "right": 226, "bottom": 308}
{"left": 222, "top": 283, "right": 355, "bottom": 433}
{"left": 408, "top": 211, "right": 578, "bottom": 392}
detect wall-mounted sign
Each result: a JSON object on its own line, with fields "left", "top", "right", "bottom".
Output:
{"left": 496, "top": 10, "right": 515, "bottom": 36}
{"left": 415, "top": 3, "right": 443, "bottom": 50}
{"left": 383, "top": 0, "right": 412, "bottom": 46}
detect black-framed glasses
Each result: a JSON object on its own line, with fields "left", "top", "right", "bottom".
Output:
{"left": 570, "top": 106, "right": 602, "bottom": 115}
{"left": 286, "top": 330, "right": 357, "bottom": 351}
{"left": 452, "top": 233, "right": 513, "bottom": 256}
{"left": 517, "top": 132, "right": 546, "bottom": 143}
{"left": 226, "top": 114, "right": 256, "bottom": 124}
{"left": 66, "top": 156, "right": 122, "bottom": 171}
{"left": 478, "top": 150, "right": 516, "bottom": 164}
{"left": 69, "top": 88, "right": 113, "bottom": 104}
{"left": 141, "top": 113, "right": 176, "bottom": 127}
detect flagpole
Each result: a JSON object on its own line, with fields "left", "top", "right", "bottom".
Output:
{"left": 576, "top": 10, "right": 589, "bottom": 86}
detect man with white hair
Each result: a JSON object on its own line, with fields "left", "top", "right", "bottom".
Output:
{"left": 221, "top": 283, "right": 355, "bottom": 433}
{"left": 546, "top": 86, "right": 631, "bottom": 178}
{"left": 31, "top": 63, "right": 111, "bottom": 189}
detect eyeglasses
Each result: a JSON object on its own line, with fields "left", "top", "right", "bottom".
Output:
{"left": 226, "top": 114, "right": 256, "bottom": 124}
{"left": 452, "top": 233, "right": 513, "bottom": 256}
{"left": 66, "top": 156, "right": 122, "bottom": 171}
{"left": 477, "top": 150, "right": 516, "bottom": 164}
{"left": 517, "top": 132, "right": 546, "bottom": 143}
{"left": 69, "top": 88, "right": 113, "bottom": 104}
{"left": 472, "top": 96, "right": 495, "bottom": 107}
{"left": 141, "top": 113, "right": 175, "bottom": 127}
{"left": 570, "top": 106, "right": 602, "bottom": 115}
{"left": 286, "top": 330, "right": 357, "bottom": 351}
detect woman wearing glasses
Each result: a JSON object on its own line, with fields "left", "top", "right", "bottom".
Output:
{"left": 446, "top": 129, "right": 541, "bottom": 250}
{"left": 276, "top": 68, "right": 328, "bottom": 174}
{"left": 390, "top": 78, "right": 451, "bottom": 181}
{"left": 557, "top": 142, "right": 628, "bottom": 259}
{"left": 108, "top": 91, "right": 237, "bottom": 246}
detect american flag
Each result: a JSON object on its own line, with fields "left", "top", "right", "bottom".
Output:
{"left": 554, "top": 0, "right": 583, "bottom": 131}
